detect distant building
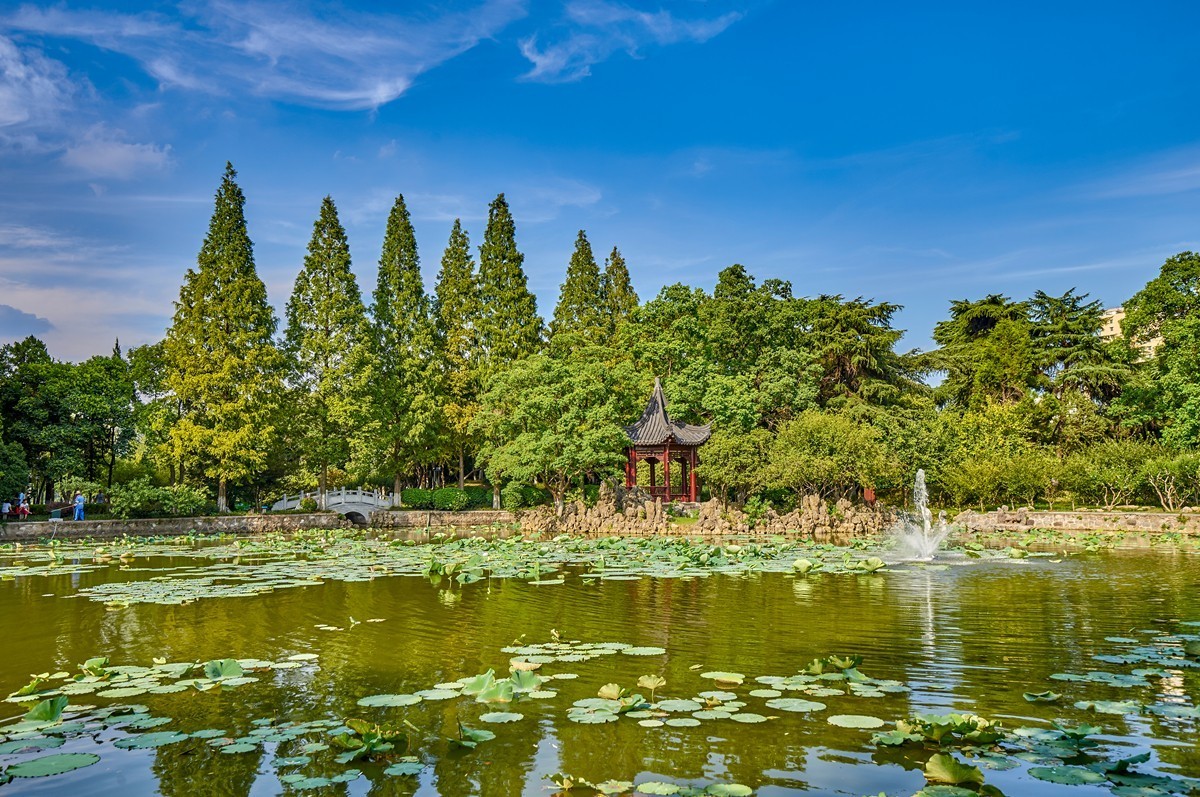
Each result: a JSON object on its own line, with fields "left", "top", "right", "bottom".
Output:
{"left": 1099, "top": 306, "right": 1162, "bottom": 357}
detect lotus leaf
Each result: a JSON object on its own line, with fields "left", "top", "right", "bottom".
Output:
{"left": 479, "top": 712, "right": 523, "bottom": 723}
{"left": 0, "top": 737, "right": 65, "bottom": 754}
{"left": 357, "top": 693, "right": 422, "bottom": 707}
{"left": 202, "top": 659, "right": 244, "bottom": 679}
{"left": 114, "top": 731, "right": 190, "bottom": 749}
{"left": 707, "top": 787, "right": 753, "bottom": 797}
{"left": 219, "top": 743, "right": 258, "bottom": 754}
{"left": 622, "top": 647, "right": 667, "bottom": 656}
{"left": 639, "top": 719, "right": 665, "bottom": 727}
{"left": 6, "top": 752, "right": 101, "bottom": 778}
{"left": 924, "top": 754, "right": 984, "bottom": 785}
{"left": 1028, "top": 766, "right": 1108, "bottom": 785}
{"left": 636, "top": 783, "right": 681, "bottom": 795}
{"left": 416, "top": 689, "right": 459, "bottom": 700}
{"left": 476, "top": 680, "right": 515, "bottom": 703}
{"left": 665, "top": 717, "right": 701, "bottom": 727}
{"left": 730, "top": 712, "right": 767, "bottom": 723}
{"left": 657, "top": 699, "right": 703, "bottom": 712}
{"left": 23, "top": 696, "right": 67, "bottom": 723}
{"left": 271, "top": 756, "right": 311, "bottom": 767}
{"left": 749, "top": 689, "right": 781, "bottom": 698}
{"left": 385, "top": 760, "right": 424, "bottom": 776}
{"left": 1023, "top": 690, "right": 1062, "bottom": 703}
{"left": 701, "top": 671, "right": 745, "bottom": 685}
{"left": 764, "top": 698, "right": 825, "bottom": 712}
{"left": 828, "top": 714, "right": 884, "bottom": 729}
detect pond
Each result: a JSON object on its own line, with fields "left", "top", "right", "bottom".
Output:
{"left": 0, "top": 533, "right": 1198, "bottom": 796}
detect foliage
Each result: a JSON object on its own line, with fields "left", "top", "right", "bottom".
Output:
{"left": 433, "top": 219, "right": 481, "bottom": 487}
{"left": 400, "top": 489, "right": 435, "bottom": 510}
{"left": 767, "top": 410, "right": 898, "bottom": 500}
{"left": 109, "top": 477, "right": 208, "bottom": 518}
{"left": 476, "top": 193, "right": 543, "bottom": 369}
{"left": 552, "top": 230, "right": 607, "bottom": 345}
{"left": 163, "top": 163, "right": 284, "bottom": 511}
{"left": 433, "top": 487, "right": 471, "bottom": 511}
{"left": 0, "top": 439, "right": 28, "bottom": 503}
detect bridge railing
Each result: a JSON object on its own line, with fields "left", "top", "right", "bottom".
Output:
{"left": 271, "top": 488, "right": 395, "bottom": 511}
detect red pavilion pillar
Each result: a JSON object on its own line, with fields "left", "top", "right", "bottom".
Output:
{"left": 689, "top": 449, "right": 698, "bottom": 502}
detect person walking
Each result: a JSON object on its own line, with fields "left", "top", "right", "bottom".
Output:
{"left": 73, "top": 491, "right": 85, "bottom": 521}
{"left": 1, "top": 499, "right": 10, "bottom": 524}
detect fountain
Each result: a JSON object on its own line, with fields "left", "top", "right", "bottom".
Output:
{"left": 891, "top": 468, "right": 951, "bottom": 560}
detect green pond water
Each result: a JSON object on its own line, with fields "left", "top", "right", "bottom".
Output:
{"left": 1, "top": 534, "right": 1199, "bottom": 796}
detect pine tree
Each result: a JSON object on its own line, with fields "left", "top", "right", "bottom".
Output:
{"left": 433, "top": 219, "right": 480, "bottom": 488}
{"left": 551, "top": 230, "right": 606, "bottom": 344}
{"left": 366, "top": 195, "right": 440, "bottom": 497}
{"left": 601, "top": 246, "right": 639, "bottom": 336}
{"left": 283, "top": 195, "right": 369, "bottom": 507}
{"left": 476, "top": 193, "right": 543, "bottom": 368}
{"left": 164, "top": 162, "right": 283, "bottom": 511}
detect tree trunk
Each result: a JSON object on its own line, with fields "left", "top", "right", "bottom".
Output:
{"left": 319, "top": 467, "right": 328, "bottom": 510}
{"left": 458, "top": 446, "right": 465, "bottom": 489}
{"left": 393, "top": 472, "right": 402, "bottom": 506}
{"left": 553, "top": 490, "right": 565, "bottom": 518}
{"left": 217, "top": 478, "right": 228, "bottom": 513}
{"left": 492, "top": 484, "right": 500, "bottom": 510}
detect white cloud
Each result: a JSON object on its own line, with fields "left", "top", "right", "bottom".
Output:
{"left": 0, "top": 34, "right": 78, "bottom": 145}
{"left": 1083, "top": 148, "right": 1200, "bottom": 199}
{"left": 519, "top": 0, "right": 742, "bottom": 82}
{"left": 7, "top": 0, "right": 529, "bottom": 110}
{"left": 61, "top": 125, "right": 172, "bottom": 179}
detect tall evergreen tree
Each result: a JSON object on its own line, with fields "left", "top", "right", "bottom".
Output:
{"left": 551, "top": 230, "right": 605, "bottom": 344}
{"left": 283, "top": 195, "right": 369, "bottom": 507}
{"left": 601, "top": 246, "right": 639, "bottom": 335}
{"left": 476, "top": 193, "right": 543, "bottom": 367}
{"left": 164, "top": 163, "right": 282, "bottom": 511}
{"left": 365, "top": 195, "right": 441, "bottom": 497}
{"left": 433, "top": 219, "right": 480, "bottom": 487}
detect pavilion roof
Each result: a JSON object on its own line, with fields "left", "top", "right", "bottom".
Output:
{"left": 625, "top": 378, "right": 712, "bottom": 447}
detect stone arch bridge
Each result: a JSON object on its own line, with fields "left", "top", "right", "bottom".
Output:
{"left": 271, "top": 488, "right": 393, "bottom": 525}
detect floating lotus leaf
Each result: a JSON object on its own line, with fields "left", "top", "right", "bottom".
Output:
{"left": 0, "top": 737, "right": 65, "bottom": 754}
{"left": 664, "top": 717, "right": 700, "bottom": 727}
{"left": 595, "top": 781, "right": 635, "bottom": 795}
{"left": 828, "top": 714, "right": 884, "bottom": 729}
{"left": 693, "top": 710, "right": 732, "bottom": 720}
{"left": 126, "top": 716, "right": 172, "bottom": 729}
{"left": 730, "top": 712, "right": 768, "bottom": 723}
{"left": 479, "top": 712, "right": 523, "bottom": 723}
{"left": 912, "top": 788, "right": 977, "bottom": 797}
{"left": 701, "top": 671, "right": 745, "bottom": 685}
{"left": 6, "top": 752, "right": 101, "bottom": 778}
{"left": 657, "top": 699, "right": 703, "bottom": 712}
{"left": 638, "top": 719, "right": 665, "bottom": 727}
{"left": 707, "top": 786, "right": 753, "bottom": 797}
{"left": 357, "top": 693, "right": 421, "bottom": 707}
{"left": 114, "top": 731, "right": 190, "bottom": 749}
{"left": 765, "top": 698, "right": 825, "bottom": 713}
{"left": 699, "top": 690, "right": 738, "bottom": 701}
{"left": 202, "top": 659, "right": 244, "bottom": 680}
{"left": 1075, "top": 699, "right": 1140, "bottom": 715}
{"left": 621, "top": 647, "right": 667, "bottom": 656}
{"left": 1029, "top": 766, "right": 1108, "bottom": 785}
{"left": 220, "top": 742, "right": 259, "bottom": 754}
{"left": 416, "top": 689, "right": 460, "bottom": 700}
{"left": 272, "top": 756, "right": 311, "bottom": 767}
{"left": 568, "top": 710, "right": 619, "bottom": 724}
{"left": 636, "top": 783, "right": 681, "bottom": 795}
{"left": 749, "top": 689, "right": 781, "bottom": 698}
{"left": 23, "top": 696, "right": 68, "bottom": 723}
{"left": 528, "top": 690, "right": 558, "bottom": 699}
{"left": 287, "top": 653, "right": 319, "bottom": 661}
{"left": 385, "top": 761, "right": 424, "bottom": 776}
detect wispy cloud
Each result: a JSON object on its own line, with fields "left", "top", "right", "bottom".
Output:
{"left": 1082, "top": 147, "right": 1200, "bottom": 199}
{"left": 0, "top": 34, "right": 82, "bottom": 149}
{"left": 7, "top": 0, "right": 529, "bottom": 110}
{"left": 61, "top": 125, "right": 172, "bottom": 179}
{"left": 519, "top": 0, "right": 743, "bottom": 82}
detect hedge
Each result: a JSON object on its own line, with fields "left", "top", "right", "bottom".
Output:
{"left": 400, "top": 488, "right": 435, "bottom": 509}
{"left": 433, "top": 487, "right": 471, "bottom": 511}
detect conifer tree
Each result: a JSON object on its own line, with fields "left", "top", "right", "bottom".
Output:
{"left": 283, "top": 195, "right": 369, "bottom": 507}
{"left": 551, "top": 230, "right": 606, "bottom": 344}
{"left": 476, "top": 193, "right": 543, "bottom": 367}
{"left": 366, "top": 195, "right": 440, "bottom": 497}
{"left": 433, "top": 219, "right": 480, "bottom": 487}
{"left": 164, "top": 162, "right": 283, "bottom": 511}
{"left": 601, "top": 246, "right": 639, "bottom": 336}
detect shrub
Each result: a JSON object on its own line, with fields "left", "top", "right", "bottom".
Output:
{"left": 110, "top": 478, "right": 209, "bottom": 519}
{"left": 521, "top": 485, "right": 551, "bottom": 507}
{"left": 464, "top": 486, "right": 492, "bottom": 508}
{"left": 501, "top": 481, "right": 527, "bottom": 510}
{"left": 400, "top": 488, "right": 435, "bottom": 509}
{"left": 582, "top": 484, "right": 600, "bottom": 506}
{"left": 298, "top": 497, "right": 318, "bottom": 512}
{"left": 433, "top": 487, "right": 470, "bottom": 511}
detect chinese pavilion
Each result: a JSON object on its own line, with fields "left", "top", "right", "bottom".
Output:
{"left": 624, "top": 378, "right": 711, "bottom": 502}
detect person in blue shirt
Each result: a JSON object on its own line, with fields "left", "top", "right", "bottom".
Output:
{"left": 73, "top": 492, "right": 85, "bottom": 521}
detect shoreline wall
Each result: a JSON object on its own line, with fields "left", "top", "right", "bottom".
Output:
{"left": 953, "top": 507, "right": 1200, "bottom": 535}
{"left": 0, "top": 513, "right": 345, "bottom": 542}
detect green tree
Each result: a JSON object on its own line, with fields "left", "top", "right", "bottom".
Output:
{"left": 164, "top": 163, "right": 283, "bottom": 511}
{"left": 283, "top": 195, "right": 369, "bottom": 507}
{"left": 433, "top": 219, "right": 481, "bottom": 487}
{"left": 472, "top": 344, "right": 638, "bottom": 515}
{"left": 1122, "top": 251, "right": 1200, "bottom": 345}
{"left": 803, "top": 294, "right": 914, "bottom": 406}
{"left": 365, "top": 194, "right": 441, "bottom": 496}
{"left": 929, "top": 295, "right": 1035, "bottom": 408}
{"left": 551, "top": 230, "right": 606, "bottom": 345}
{"left": 72, "top": 349, "right": 135, "bottom": 487}
{"left": 767, "top": 410, "right": 897, "bottom": 500}
{"left": 600, "top": 246, "right": 638, "bottom": 336}
{"left": 699, "top": 427, "right": 770, "bottom": 504}
{"left": 476, "top": 193, "right": 543, "bottom": 368}
{"left": 127, "top": 341, "right": 182, "bottom": 483}
{"left": 1029, "top": 289, "right": 1126, "bottom": 400}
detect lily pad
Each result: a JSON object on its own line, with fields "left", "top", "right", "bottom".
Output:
{"left": 6, "top": 753, "right": 101, "bottom": 778}
{"left": 357, "top": 693, "right": 422, "bottom": 707}
{"left": 1028, "top": 766, "right": 1108, "bottom": 785}
{"left": 114, "top": 731, "right": 190, "bottom": 749}
{"left": 828, "top": 714, "right": 884, "bottom": 729}
{"left": 765, "top": 698, "right": 825, "bottom": 713}
{"left": 621, "top": 647, "right": 667, "bottom": 656}
{"left": 479, "top": 712, "right": 523, "bottom": 723}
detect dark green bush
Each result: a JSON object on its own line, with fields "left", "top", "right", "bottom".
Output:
{"left": 110, "top": 478, "right": 209, "bottom": 518}
{"left": 522, "top": 485, "right": 551, "bottom": 507}
{"left": 582, "top": 484, "right": 600, "bottom": 506}
{"left": 298, "top": 497, "right": 318, "bottom": 512}
{"left": 501, "top": 482, "right": 527, "bottom": 510}
{"left": 433, "top": 487, "right": 471, "bottom": 511}
{"left": 464, "top": 486, "right": 492, "bottom": 508}
{"left": 400, "top": 488, "right": 435, "bottom": 509}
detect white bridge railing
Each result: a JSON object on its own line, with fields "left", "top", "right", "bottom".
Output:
{"left": 271, "top": 488, "right": 394, "bottom": 512}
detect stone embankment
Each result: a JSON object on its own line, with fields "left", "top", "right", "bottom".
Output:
{"left": 953, "top": 507, "right": 1200, "bottom": 535}
{"left": 0, "top": 512, "right": 345, "bottom": 542}
{"left": 514, "top": 484, "right": 892, "bottom": 541}
{"left": 370, "top": 510, "right": 516, "bottom": 529}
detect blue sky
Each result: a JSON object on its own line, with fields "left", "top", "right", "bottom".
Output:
{"left": 1, "top": 1, "right": 1198, "bottom": 359}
